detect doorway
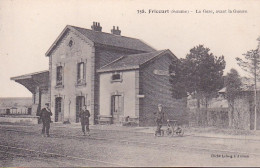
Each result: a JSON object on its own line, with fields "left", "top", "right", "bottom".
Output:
{"left": 55, "top": 97, "right": 62, "bottom": 122}
{"left": 111, "top": 95, "right": 123, "bottom": 124}
{"left": 76, "top": 96, "right": 85, "bottom": 123}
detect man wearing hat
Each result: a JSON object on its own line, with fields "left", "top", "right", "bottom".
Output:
{"left": 154, "top": 104, "right": 164, "bottom": 136}
{"left": 79, "top": 105, "right": 91, "bottom": 136}
{"left": 40, "top": 103, "right": 52, "bottom": 137}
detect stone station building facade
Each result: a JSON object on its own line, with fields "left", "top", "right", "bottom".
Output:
{"left": 11, "top": 22, "right": 187, "bottom": 126}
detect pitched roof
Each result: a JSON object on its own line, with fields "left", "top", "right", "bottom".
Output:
{"left": 46, "top": 25, "right": 156, "bottom": 56}
{"left": 97, "top": 49, "right": 175, "bottom": 72}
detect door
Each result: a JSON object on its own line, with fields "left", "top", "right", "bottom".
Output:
{"left": 111, "top": 95, "right": 123, "bottom": 124}
{"left": 55, "top": 97, "right": 62, "bottom": 122}
{"left": 76, "top": 96, "right": 85, "bottom": 123}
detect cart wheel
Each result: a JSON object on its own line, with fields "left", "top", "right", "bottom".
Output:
{"left": 176, "top": 127, "right": 184, "bottom": 136}
{"left": 161, "top": 130, "right": 164, "bottom": 137}
{"left": 165, "top": 128, "right": 172, "bottom": 137}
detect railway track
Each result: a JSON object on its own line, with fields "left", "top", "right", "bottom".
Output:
{"left": 1, "top": 128, "right": 260, "bottom": 157}
{"left": 0, "top": 144, "right": 129, "bottom": 167}
{"left": 0, "top": 148, "right": 79, "bottom": 167}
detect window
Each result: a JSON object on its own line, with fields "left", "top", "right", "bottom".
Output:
{"left": 112, "top": 74, "right": 121, "bottom": 80}
{"left": 111, "top": 72, "right": 122, "bottom": 82}
{"left": 68, "top": 39, "right": 74, "bottom": 47}
{"left": 77, "top": 62, "right": 85, "bottom": 84}
{"left": 56, "top": 66, "right": 63, "bottom": 86}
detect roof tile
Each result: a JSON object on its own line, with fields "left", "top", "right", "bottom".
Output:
{"left": 71, "top": 26, "right": 156, "bottom": 52}
{"left": 98, "top": 50, "right": 168, "bottom": 72}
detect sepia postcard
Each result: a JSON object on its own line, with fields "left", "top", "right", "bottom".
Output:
{"left": 0, "top": 0, "right": 260, "bottom": 167}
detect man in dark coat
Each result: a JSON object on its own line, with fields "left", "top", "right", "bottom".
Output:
{"left": 40, "top": 103, "right": 52, "bottom": 137}
{"left": 154, "top": 104, "right": 164, "bottom": 136}
{"left": 79, "top": 105, "right": 90, "bottom": 136}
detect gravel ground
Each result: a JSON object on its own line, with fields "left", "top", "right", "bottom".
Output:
{"left": 0, "top": 124, "right": 260, "bottom": 167}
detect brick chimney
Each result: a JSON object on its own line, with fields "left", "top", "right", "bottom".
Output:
{"left": 91, "top": 22, "right": 102, "bottom": 32}
{"left": 111, "top": 26, "right": 121, "bottom": 35}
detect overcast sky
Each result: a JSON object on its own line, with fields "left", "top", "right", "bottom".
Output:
{"left": 0, "top": 0, "right": 260, "bottom": 97}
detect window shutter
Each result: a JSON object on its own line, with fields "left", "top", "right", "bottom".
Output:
{"left": 83, "top": 62, "right": 86, "bottom": 81}
{"left": 120, "top": 95, "right": 124, "bottom": 116}
{"left": 77, "top": 63, "right": 80, "bottom": 82}
{"left": 76, "top": 97, "right": 79, "bottom": 122}
{"left": 84, "top": 94, "right": 87, "bottom": 106}
{"left": 62, "top": 96, "right": 64, "bottom": 121}
{"left": 62, "top": 64, "right": 64, "bottom": 85}
{"left": 56, "top": 67, "right": 58, "bottom": 83}
{"left": 111, "top": 96, "right": 114, "bottom": 116}
{"left": 82, "top": 96, "right": 85, "bottom": 107}
{"left": 61, "top": 66, "right": 63, "bottom": 83}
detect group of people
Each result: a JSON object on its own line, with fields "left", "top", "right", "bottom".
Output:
{"left": 39, "top": 102, "right": 165, "bottom": 137}
{"left": 39, "top": 103, "right": 90, "bottom": 137}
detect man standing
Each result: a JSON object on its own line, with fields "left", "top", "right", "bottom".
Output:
{"left": 154, "top": 104, "right": 164, "bottom": 136}
{"left": 79, "top": 105, "right": 90, "bottom": 136}
{"left": 40, "top": 103, "right": 52, "bottom": 137}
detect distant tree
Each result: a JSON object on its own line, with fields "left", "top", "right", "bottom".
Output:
{"left": 170, "top": 45, "right": 226, "bottom": 125}
{"left": 225, "top": 68, "right": 242, "bottom": 127}
{"left": 236, "top": 48, "right": 260, "bottom": 130}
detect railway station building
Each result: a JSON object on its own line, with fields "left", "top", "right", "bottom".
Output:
{"left": 11, "top": 22, "right": 187, "bottom": 126}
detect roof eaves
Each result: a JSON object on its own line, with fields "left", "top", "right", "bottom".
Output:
{"left": 10, "top": 70, "right": 49, "bottom": 81}
{"left": 97, "top": 66, "right": 139, "bottom": 73}
{"left": 45, "top": 25, "right": 70, "bottom": 57}
{"left": 10, "top": 75, "right": 32, "bottom": 81}
{"left": 45, "top": 25, "right": 94, "bottom": 57}
{"left": 139, "top": 50, "right": 167, "bottom": 67}
{"left": 141, "top": 49, "right": 178, "bottom": 67}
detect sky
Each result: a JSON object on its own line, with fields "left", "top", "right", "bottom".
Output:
{"left": 0, "top": 0, "right": 260, "bottom": 97}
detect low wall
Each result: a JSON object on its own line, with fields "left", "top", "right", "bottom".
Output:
{"left": 0, "top": 115, "right": 39, "bottom": 124}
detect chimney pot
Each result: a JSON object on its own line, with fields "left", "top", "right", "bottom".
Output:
{"left": 111, "top": 25, "right": 121, "bottom": 35}
{"left": 91, "top": 21, "right": 102, "bottom": 32}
